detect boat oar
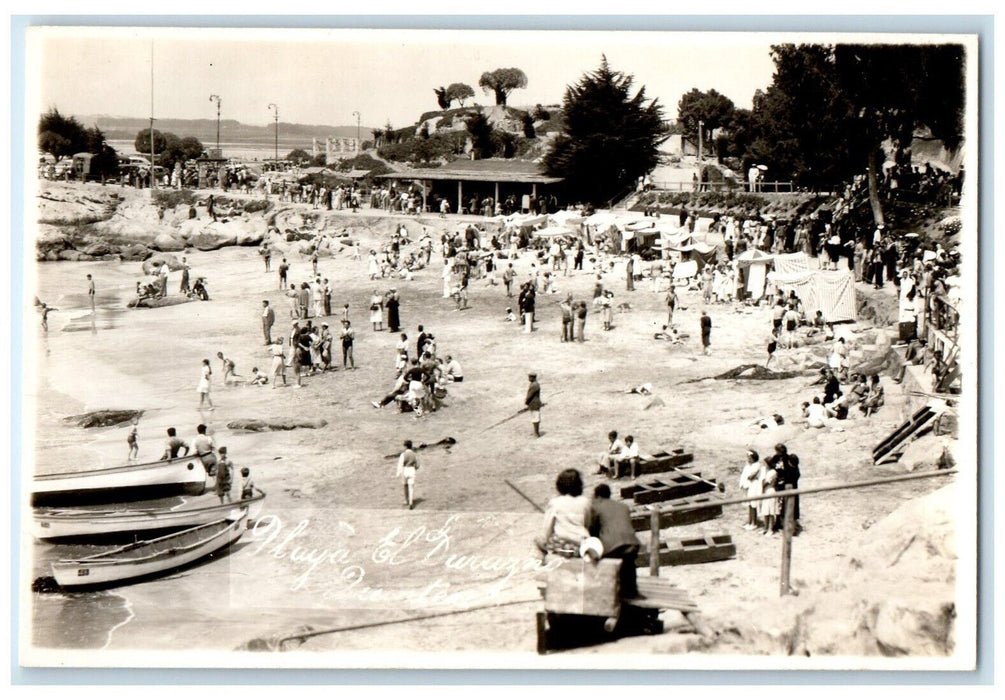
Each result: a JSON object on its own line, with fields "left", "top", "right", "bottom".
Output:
{"left": 481, "top": 407, "right": 529, "bottom": 433}
{"left": 670, "top": 467, "right": 725, "bottom": 493}
{"left": 504, "top": 480, "right": 544, "bottom": 513}
{"left": 382, "top": 437, "right": 457, "bottom": 459}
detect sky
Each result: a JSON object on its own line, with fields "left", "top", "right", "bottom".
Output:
{"left": 28, "top": 27, "right": 779, "bottom": 130}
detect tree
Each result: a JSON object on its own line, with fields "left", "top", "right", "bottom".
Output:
{"left": 286, "top": 148, "right": 311, "bottom": 165}
{"left": 677, "top": 88, "right": 737, "bottom": 146}
{"left": 522, "top": 113, "right": 536, "bottom": 138}
{"left": 543, "top": 57, "right": 666, "bottom": 205}
{"left": 464, "top": 112, "right": 495, "bottom": 159}
{"left": 434, "top": 87, "right": 450, "bottom": 110}
{"left": 83, "top": 125, "right": 118, "bottom": 178}
{"left": 179, "top": 136, "right": 205, "bottom": 161}
{"left": 446, "top": 82, "right": 475, "bottom": 107}
{"left": 743, "top": 45, "right": 868, "bottom": 192}
{"left": 832, "top": 43, "right": 965, "bottom": 225}
{"left": 419, "top": 122, "right": 430, "bottom": 139}
{"left": 478, "top": 68, "right": 528, "bottom": 106}
{"left": 383, "top": 121, "right": 395, "bottom": 144}
{"left": 38, "top": 108, "right": 88, "bottom": 160}
{"left": 134, "top": 128, "right": 168, "bottom": 157}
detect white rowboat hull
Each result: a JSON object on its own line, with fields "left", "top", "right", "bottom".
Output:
{"left": 31, "top": 456, "right": 206, "bottom": 506}
{"left": 32, "top": 492, "right": 265, "bottom": 540}
{"left": 51, "top": 512, "right": 248, "bottom": 588}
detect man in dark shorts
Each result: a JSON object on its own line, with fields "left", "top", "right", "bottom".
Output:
{"left": 525, "top": 372, "right": 542, "bottom": 438}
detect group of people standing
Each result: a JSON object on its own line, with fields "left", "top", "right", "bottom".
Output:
{"left": 739, "top": 444, "right": 801, "bottom": 536}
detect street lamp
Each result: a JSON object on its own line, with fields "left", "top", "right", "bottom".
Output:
{"left": 698, "top": 119, "right": 704, "bottom": 161}
{"left": 209, "top": 94, "right": 222, "bottom": 154}
{"left": 268, "top": 103, "right": 279, "bottom": 164}
{"left": 352, "top": 110, "right": 361, "bottom": 152}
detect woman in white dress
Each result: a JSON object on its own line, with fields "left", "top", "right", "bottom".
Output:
{"left": 197, "top": 358, "right": 214, "bottom": 410}
{"left": 367, "top": 251, "right": 380, "bottom": 280}
{"left": 739, "top": 449, "right": 762, "bottom": 529}
{"left": 369, "top": 288, "right": 384, "bottom": 331}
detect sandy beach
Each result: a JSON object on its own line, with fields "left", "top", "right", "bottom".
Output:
{"left": 23, "top": 183, "right": 959, "bottom": 664}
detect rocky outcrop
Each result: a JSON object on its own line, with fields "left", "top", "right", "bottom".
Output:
{"left": 142, "top": 253, "right": 185, "bottom": 274}
{"left": 189, "top": 230, "right": 238, "bottom": 251}
{"left": 153, "top": 233, "right": 186, "bottom": 252}
{"left": 64, "top": 409, "right": 144, "bottom": 428}
{"left": 227, "top": 418, "right": 329, "bottom": 432}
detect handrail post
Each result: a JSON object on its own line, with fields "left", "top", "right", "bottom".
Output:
{"left": 649, "top": 509, "right": 660, "bottom": 577}
{"left": 780, "top": 486, "right": 795, "bottom": 596}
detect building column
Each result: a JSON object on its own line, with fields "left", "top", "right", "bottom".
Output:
{"left": 494, "top": 181, "right": 500, "bottom": 210}
{"left": 422, "top": 180, "right": 428, "bottom": 213}
{"left": 457, "top": 180, "right": 463, "bottom": 215}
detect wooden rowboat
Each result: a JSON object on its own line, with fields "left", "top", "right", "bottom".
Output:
{"left": 51, "top": 511, "right": 248, "bottom": 588}
{"left": 31, "top": 455, "right": 206, "bottom": 507}
{"left": 32, "top": 490, "right": 266, "bottom": 541}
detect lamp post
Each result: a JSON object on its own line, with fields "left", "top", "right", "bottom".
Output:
{"left": 352, "top": 111, "right": 361, "bottom": 152}
{"left": 209, "top": 94, "right": 222, "bottom": 154}
{"left": 698, "top": 119, "right": 704, "bottom": 161}
{"left": 268, "top": 103, "right": 279, "bottom": 164}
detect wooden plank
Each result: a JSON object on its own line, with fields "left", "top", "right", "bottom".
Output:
{"left": 633, "top": 477, "right": 713, "bottom": 505}
{"left": 635, "top": 452, "right": 695, "bottom": 475}
{"left": 873, "top": 407, "right": 934, "bottom": 460}
{"left": 544, "top": 558, "right": 621, "bottom": 616}
{"left": 874, "top": 412, "right": 939, "bottom": 464}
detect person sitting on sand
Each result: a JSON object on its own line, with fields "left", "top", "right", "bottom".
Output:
{"left": 860, "top": 374, "right": 885, "bottom": 416}
{"left": 598, "top": 430, "right": 626, "bottom": 478}
{"left": 613, "top": 435, "right": 640, "bottom": 479}
{"left": 504, "top": 307, "right": 516, "bottom": 322}
{"left": 249, "top": 367, "right": 269, "bottom": 385}
{"left": 806, "top": 397, "right": 828, "bottom": 428}
{"left": 535, "top": 469, "right": 591, "bottom": 560}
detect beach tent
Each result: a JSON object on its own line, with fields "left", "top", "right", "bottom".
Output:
{"left": 672, "top": 259, "right": 699, "bottom": 282}
{"left": 548, "top": 210, "right": 585, "bottom": 228}
{"left": 772, "top": 251, "right": 815, "bottom": 275}
{"left": 735, "top": 249, "right": 775, "bottom": 301}
{"left": 532, "top": 225, "right": 576, "bottom": 239}
{"left": 767, "top": 268, "right": 858, "bottom": 322}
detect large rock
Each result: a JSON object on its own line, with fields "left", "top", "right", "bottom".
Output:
{"left": 176, "top": 219, "right": 203, "bottom": 240}
{"left": 189, "top": 230, "right": 238, "bottom": 251}
{"left": 81, "top": 242, "right": 112, "bottom": 257}
{"left": 236, "top": 230, "right": 265, "bottom": 246}
{"left": 227, "top": 417, "right": 329, "bottom": 432}
{"left": 58, "top": 249, "right": 92, "bottom": 262}
{"left": 64, "top": 409, "right": 144, "bottom": 428}
{"left": 153, "top": 233, "right": 186, "bottom": 252}
{"left": 898, "top": 434, "right": 953, "bottom": 472}
{"left": 142, "top": 253, "right": 183, "bottom": 274}
{"left": 120, "top": 244, "right": 153, "bottom": 261}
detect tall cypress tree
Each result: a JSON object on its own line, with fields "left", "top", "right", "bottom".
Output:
{"left": 544, "top": 57, "right": 666, "bottom": 205}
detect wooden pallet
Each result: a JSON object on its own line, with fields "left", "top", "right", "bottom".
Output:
{"left": 630, "top": 496, "right": 723, "bottom": 532}
{"left": 634, "top": 451, "right": 694, "bottom": 476}
{"left": 873, "top": 405, "right": 941, "bottom": 464}
{"left": 621, "top": 472, "right": 716, "bottom": 505}
{"left": 637, "top": 534, "right": 736, "bottom": 567}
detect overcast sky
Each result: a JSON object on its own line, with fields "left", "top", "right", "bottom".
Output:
{"left": 28, "top": 28, "right": 779, "bottom": 130}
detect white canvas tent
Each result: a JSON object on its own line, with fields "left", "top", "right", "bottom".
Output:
{"left": 767, "top": 268, "right": 858, "bottom": 322}
{"left": 735, "top": 249, "right": 775, "bottom": 300}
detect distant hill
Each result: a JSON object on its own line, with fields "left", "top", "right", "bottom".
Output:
{"left": 75, "top": 115, "right": 373, "bottom": 146}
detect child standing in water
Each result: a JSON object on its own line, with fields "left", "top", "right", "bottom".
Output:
{"left": 126, "top": 418, "right": 139, "bottom": 461}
